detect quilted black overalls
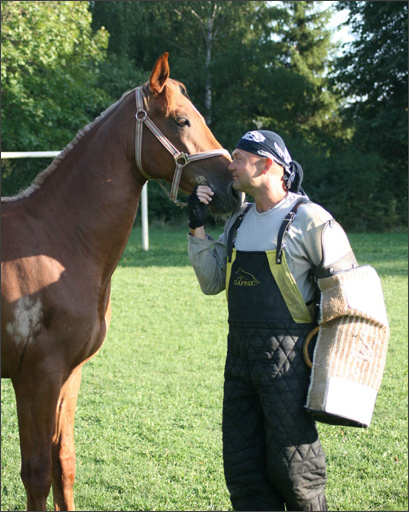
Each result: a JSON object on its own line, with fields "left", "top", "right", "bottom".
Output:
{"left": 223, "top": 201, "right": 328, "bottom": 511}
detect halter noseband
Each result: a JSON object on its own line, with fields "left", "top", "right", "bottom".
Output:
{"left": 134, "top": 86, "right": 230, "bottom": 207}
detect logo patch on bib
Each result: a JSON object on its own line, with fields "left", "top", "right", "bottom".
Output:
{"left": 234, "top": 267, "right": 260, "bottom": 287}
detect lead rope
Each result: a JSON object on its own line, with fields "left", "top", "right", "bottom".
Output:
{"left": 134, "top": 87, "right": 230, "bottom": 208}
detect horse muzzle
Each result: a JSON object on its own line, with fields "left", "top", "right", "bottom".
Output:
{"left": 209, "top": 182, "right": 244, "bottom": 216}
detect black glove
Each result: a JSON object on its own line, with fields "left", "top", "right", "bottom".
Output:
{"left": 187, "top": 186, "right": 209, "bottom": 229}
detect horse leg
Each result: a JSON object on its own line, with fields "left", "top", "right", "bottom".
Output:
{"left": 14, "top": 371, "right": 62, "bottom": 511}
{"left": 51, "top": 366, "right": 82, "bottom": 511}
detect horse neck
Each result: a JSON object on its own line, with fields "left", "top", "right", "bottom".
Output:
{"left": 33, "top": 93, "right": 144, "bottom": 277}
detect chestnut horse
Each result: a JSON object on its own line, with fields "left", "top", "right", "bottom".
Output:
{"left": 1, "top": 53, "right": 242, "bottom": 511}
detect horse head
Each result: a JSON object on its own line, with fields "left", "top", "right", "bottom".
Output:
{"left": 135, "top": 53, "right": 243, "bottom": 215}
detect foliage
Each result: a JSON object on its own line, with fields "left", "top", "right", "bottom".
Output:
{"left": 1, "top": 1, "right": 407, "bottom": 230}
{"left": 91, "top": 1, "right": 273, "bottom": 134}
{"left": 1, "top": 1, "right": 109, "bottom": 196}
{"left": 254, "top": 1, "right": 339, "bottom": 135}
{"left": 329, "top": 1, "right": 408, "bottom": 230}
{"left": 1, "top": 227, "right": 407, "bottom": 511}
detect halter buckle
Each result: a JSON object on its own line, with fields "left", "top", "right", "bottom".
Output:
{"left": 136, "top": 109, "right": 148, "bottom": 122}
{"left": 175, "top": 153, "right": 189, "bottom": 167}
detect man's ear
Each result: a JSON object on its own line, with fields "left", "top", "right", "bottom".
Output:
{"left": 262, "top": 157, "right": 274, "bottom": 175}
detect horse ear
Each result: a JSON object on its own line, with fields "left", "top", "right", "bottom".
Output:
{"left": 149, "top": 52, "right": 170, "bottom": 94}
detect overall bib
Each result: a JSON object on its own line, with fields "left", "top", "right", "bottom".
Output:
{"left": 222, "top": 204, "right": 328, "bottom": 511}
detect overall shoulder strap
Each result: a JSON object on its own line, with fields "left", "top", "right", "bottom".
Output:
{"left": 227, "top": 204, "right": 252, "bottom": 262}
{"left": 276, "top": 197, "right": 309, "bottom": 264}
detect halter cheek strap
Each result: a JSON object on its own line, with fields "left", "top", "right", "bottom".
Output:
{"left": 134, "top": 86, "right": 230, "bottom": 208}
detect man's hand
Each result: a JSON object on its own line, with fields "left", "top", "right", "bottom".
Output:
{"left": 187, "top": 185, "right": 214, "bottom": 229}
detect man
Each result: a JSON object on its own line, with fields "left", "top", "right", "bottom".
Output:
{"left": 187, "top": 130, "right": 357, "bottom": 511}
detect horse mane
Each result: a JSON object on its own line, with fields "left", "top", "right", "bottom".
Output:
{"left": 2, "top": 89, "right": 135, "bottom": 203}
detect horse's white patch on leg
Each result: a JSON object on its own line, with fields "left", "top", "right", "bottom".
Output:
{"left": 6, "top": 296, "right": 43, "bottom": 344}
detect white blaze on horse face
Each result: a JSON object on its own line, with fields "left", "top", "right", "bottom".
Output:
{"left": 6, "top": 296, "right": 43, "bottom": 345}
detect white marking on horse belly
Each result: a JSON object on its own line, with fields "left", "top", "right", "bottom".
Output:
{"left": 6, "top": 296, "right": 43, "bottom": 345}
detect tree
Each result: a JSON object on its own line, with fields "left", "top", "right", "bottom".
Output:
{"left": 4, "top": 1, "right": 405, "bottom": 230}
{"left": 1, "top": 1, "right": 109, "bottom": 195}
{"left": 90, "top": 1, "right": 338, "bottom": 142}
{"left": 241, "top": 1, "right": 344, "bottom": 209}
{"left": 91, "top": 1, "right": 269, "bottom": 127}
{"left": 330, "top": 1, "right": 408, "bottom": 229}
{"left": 277, "top": 1, "right": 338, "bottom": 133}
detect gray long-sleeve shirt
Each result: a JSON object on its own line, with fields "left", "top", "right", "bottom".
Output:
{"left": 188, "top": 192, "right": 353, "bottom": 304}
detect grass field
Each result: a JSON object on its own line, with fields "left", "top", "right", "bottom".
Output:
{"left": 1, "top": 225, "right": 407, "bottom": 511}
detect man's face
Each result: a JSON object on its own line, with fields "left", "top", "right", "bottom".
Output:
{"left": 228, "top": 149, "right": 266, "bottom": 193}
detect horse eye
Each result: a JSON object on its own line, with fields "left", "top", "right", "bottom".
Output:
{"left": 176, "top": 117, "right": 190, "bottom": 127}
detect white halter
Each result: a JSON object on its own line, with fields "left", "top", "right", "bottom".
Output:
{"left": 134, "top": 86, "right": 230, "bottom": 207}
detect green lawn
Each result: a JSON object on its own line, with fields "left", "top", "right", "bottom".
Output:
{"left": 1, "top": 226, "right": 407, "bottom": 511}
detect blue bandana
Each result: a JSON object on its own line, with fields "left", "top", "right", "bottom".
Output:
{"left": 235, "top": 130, "right": 305, "bottom": 194}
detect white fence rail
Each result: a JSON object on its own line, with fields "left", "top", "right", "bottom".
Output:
{"left": 1, "top": 151, "right": 149, "bottom": 250}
